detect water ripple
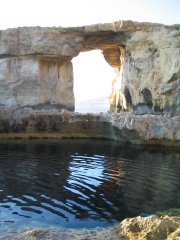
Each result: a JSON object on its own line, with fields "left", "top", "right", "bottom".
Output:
{"left": 0, "top": 140, "right": 179, "bottom": 231}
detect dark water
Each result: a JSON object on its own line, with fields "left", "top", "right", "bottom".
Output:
{"left": 0, "top": 140, "right": 179, "bottom": 232}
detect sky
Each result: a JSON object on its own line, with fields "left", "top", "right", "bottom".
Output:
{"left": 0, "top": 0, "right": 179, "bottom": 29}
{"left": 0, "top": 0, "right": 179, "bottom": 105}
{"left": 73, "top": 50, "right": 114, "bottom": 102}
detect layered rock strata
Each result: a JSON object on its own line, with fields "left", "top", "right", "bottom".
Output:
{"left": 0, "top": 109, "right": 179, "bottom": 146}
{"left": 0, "top": 21, "right": 179, "bottom": 115}
{"left": 0, "top": 21, "right": 179, "bottom": 145}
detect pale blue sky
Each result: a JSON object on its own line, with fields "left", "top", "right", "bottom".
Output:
{"left": 0, "top": 0, "right": 179, "bottom": 29}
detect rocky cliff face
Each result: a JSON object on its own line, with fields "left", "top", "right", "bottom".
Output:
{"left": 0, "top": 21, "right": 179, "bottom": 115}
{"left": 121, "top": 24, "right": 180, "bottom": 116}
{"left": 105, "top": 22, "right": 180, "bottom": 116}
{"left": 0, "top": 27, "right": 83, "bottom": 111}
{"left": 0, "top": 21, "right": 179, "bottom": 145}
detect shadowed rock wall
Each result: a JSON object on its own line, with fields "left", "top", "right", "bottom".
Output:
{"left": 0, "top": 109, "right": 179, "bottom": 146}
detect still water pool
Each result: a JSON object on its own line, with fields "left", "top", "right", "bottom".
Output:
{"left": 0, "top": 140, "right": 179, "bottom": 233}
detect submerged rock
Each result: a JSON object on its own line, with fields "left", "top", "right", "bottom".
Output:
{"left": 1, "top": 225, "right": 121, "bottom": 240}
{"left": 1, "top": 215, "right": 179, "bottom": 240}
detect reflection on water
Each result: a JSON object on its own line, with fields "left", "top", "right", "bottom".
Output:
{"left": 0, "top": 140, "right": 179, "bottom": 232}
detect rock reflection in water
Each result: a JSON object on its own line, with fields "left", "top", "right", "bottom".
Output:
{"left": 0, "top": 140, "right": 179, "bottom": 231}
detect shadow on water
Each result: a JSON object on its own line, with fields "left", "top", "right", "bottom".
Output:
{"left": 0, "top": 139, "right": 179, "bottom": 232}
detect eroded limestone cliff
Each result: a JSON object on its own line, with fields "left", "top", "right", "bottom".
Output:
{"left": 0, "top": 20, "right": 179, "bottom": 115}
{"left": 0, "top": 21, "right": 179, "bottom": 145}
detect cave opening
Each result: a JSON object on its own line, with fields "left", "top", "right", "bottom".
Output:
{"left": 140, "top": 88, "right": 153, "bottom": 108}
{"left": 72, "top": 50, "right": 115, "bottom": 113}
{"left": 124, "top": 87, "right": 132, "bottom": 110}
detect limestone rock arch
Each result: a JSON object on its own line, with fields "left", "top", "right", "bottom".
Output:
{"left": 0, "top": 21, "right": 179, "bottom": 115}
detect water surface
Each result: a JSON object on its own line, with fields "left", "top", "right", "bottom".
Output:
{"left": 0, "top": 140, "right": 179, "bottom": 233}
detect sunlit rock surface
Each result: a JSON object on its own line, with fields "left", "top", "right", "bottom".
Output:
{"left": 119, "top": 215, "right": 180, "bottom": 240}
{"left": 0, "top": 21, "right": 179, "bottom": 115}
{"left": 0, "top": 20, "right": 179, "bottom": 145}
{"left": 1, "top": 215, "right": 179, "bottom": 240}
{"left": 0, "top": 224, "right": 121, "bottom": 240}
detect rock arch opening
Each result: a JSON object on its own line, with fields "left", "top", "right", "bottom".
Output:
{"left": 72, "top": 50, "right": 115, "bottom": 113}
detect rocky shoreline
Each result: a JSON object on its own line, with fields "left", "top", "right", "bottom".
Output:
{"left": 0, "top": 108, "right": 179, "bottom": 147}
{"left": 1, "top": 215, "right": 179, "bottom": 240}
{"left": 0, "top": 20, "right": 179, "bottom": 146}
{"left": 0, "top": 20, "right": 179, "bottom": 239}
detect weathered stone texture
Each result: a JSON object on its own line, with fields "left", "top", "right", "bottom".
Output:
{"left": 0, "top": 57, "right": 38, "bottom": 106}
{"left": 0, "top": 109, "right": 179, "bottom": 146}
{"left": 0, "top": 21, "right": 179, "bottom": 115}
{"left": 0, "top": 21, "right": 179, "bottom": 145}
{"left": 121, "top": 25, "right": 180, "bottom": 116}
{"left": 38, "top": 59, "right": 74, "bottom": 110}
{"left": 0, "top": 27, "right": 84, "bottom": 111}
{"left": 0, "top": 56, "right": 74, "bottom": 110}
{"left": 0, "top": 27, "right": 84, "bottom": 56}
{"left": 119, "top": 215, "right": 180, "bottom": 240}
